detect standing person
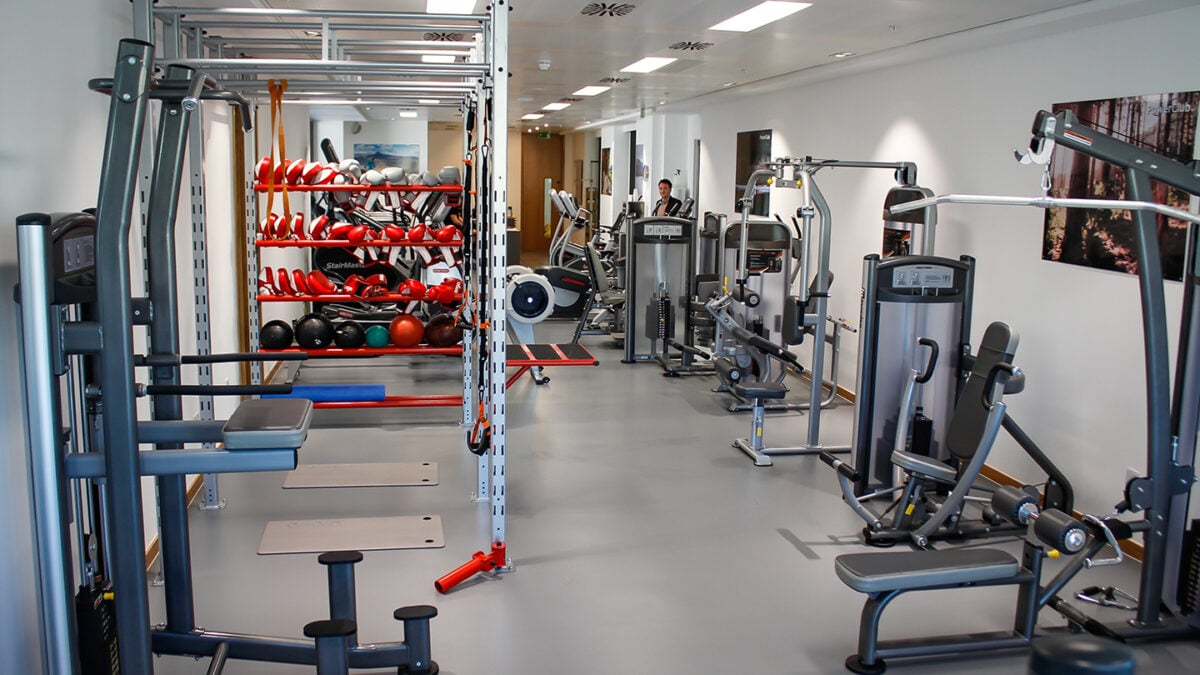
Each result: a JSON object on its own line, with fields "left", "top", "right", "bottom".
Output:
{"left": 652, "top": 179, "right": 682, "bottom": 217}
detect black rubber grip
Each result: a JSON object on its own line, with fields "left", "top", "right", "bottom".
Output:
{"left": 145, "top": 384, "right": 292, "bottom": 396}
{"left": 1034, "top": 509, "right": 1087, "bottom": 554}
{"left": 991, "top": 485, "right": 1036, "bottom": 525}
{"left": 181, "top": 352, "right": 308, "bottom": 364}
{"left": 915, "top": 338, "right": 939, "bottom": 384}
{"left": 818, "top": 451, "right": 859, "bottom": 481}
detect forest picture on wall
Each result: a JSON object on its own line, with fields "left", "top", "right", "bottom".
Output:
{"left": 1041, "top": 91, "right": 1200, "bottom": 281}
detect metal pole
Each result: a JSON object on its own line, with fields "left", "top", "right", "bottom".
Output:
{"left": 806, "top": 182, "right": 834, "bottom": 448}
{"left": 93, "top": 39, "right": 156, "bottom": 672}
{"left": 17, "top": 214, "right": 81, "bottom": 675}
{"left": 488, "top": 0, "right": 510, "bottom": 554}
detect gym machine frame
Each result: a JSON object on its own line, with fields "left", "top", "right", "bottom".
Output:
{"left": 723, "top": 158, "right": 924, "bottom": 464}
{"left": 832, "top": 108, "right": 1200, "bottom": 673}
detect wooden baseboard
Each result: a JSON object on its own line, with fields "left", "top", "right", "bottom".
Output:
{"left": 795, "top": 369, "right": 855, "bottom": 403}
{"left": 979, "top": 464, "right": 1144, "bottom": 562}
{"left": 144, "top": 475, "right": 207, "bottom": 570}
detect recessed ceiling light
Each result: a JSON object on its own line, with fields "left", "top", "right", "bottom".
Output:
{"left": 427, "top": 0, "right": 476, "bottom": 14}
{"left": 722, "top": 82, "right": 737, "bottom": 87}
{"left": 419, "top": 99, "right": 441, "bottom": 104}
{"left": 573, "top": 85, "right": 612, "bottom": 97}
{"left": 304, "top": 30, "right": 322, "bottom": 37}
{"left": 399, "top": 110, "right": 419, "bottom": 118}
{"left": 620, "top": 57, "right": 677, "bottom": 74}
{"left": 710, "top": 2, "right": 811, "bottom": 32}
{"left": 521, "top": 113, "right": 544, "bottom": 120}
{"left": 830, "top": 51, "right": 855, "bottom": 58}
{"left": 422, "top": 54, "right": 457, "bottom": 64}
{"left": 658, "top": 100, "right": 666, "bottom": 105}
{"left": 543, "top": 102, "right": 571, "bottom": 111}
{"left": 364, "top": 106, "right": 372, "bottom": 110}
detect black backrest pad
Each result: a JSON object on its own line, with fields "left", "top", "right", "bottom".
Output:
{"left": 946, "top": 322, "right": 1019, "bottom": 461}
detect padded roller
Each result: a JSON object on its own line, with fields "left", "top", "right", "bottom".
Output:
{"left": 1034, "top": 509, "right": 1087, "bottom": 554}
{"left": 992, "top": 485, "right": 1038, "bottom": 525}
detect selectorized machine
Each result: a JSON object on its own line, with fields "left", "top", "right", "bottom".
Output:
{"left": 827, "top": 110, "right": 1200, "bottom": 673}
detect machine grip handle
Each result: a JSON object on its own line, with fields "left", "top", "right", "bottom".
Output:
{"left": 915, "top": 337, "right": 939, "bottom": 384}
{"left": 982, "top": 363, "right": 1016, "bottom": 408}
{"left": 819, "top": 451, "right": 860, "bottom": 482}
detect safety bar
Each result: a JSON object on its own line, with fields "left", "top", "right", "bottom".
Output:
{"left": 89, "top": 75, "right": 254, "bottom": 132}
{"left": 65, "top": 448, "right": 297, "bottom": 479}
{"left": 888, "top": 193, "right": 1200, "bottom": 227}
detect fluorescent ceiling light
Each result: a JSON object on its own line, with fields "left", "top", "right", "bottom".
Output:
{"left": 573, "top": 85, "right": 611, "bottom": 97}
{"left": 418, "top": 99, "right": 441, "bottom": 104}
{"left": 542, "top": 102, "right": 571, "bottom": 111}
{"left": 710, "top": 2, "right": 811, "bottom": 32}
{"left": 427, "top": 0, "right": 476, "bottom": 13}
{"left": 422, "top": 54, "right": 457, "bottom": 64}
{"left": 620, "top": 57, "right": 677, "bottom": 74}
{"left": 399, "top": 111, "right": 419, "bottom": 118}
{"left": 522, "top": 113, "right": 544, "bottom": 120}
{"left": 830, "top": 51, "right": 855, "bottom": 58}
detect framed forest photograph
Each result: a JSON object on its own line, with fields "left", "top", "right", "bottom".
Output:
{"left": 1042, "top": 91, "right": 1200, "bottom": 281}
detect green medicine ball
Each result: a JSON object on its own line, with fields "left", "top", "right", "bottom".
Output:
{"left": 365, "top": 324, "right": 390, "bottom": 348}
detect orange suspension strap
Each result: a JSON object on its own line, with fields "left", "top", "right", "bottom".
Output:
{"left": 266, "top": 79, "right": 292, "bottom": 237}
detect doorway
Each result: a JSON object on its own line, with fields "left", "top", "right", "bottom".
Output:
{"left": 520, "top": 132, "right": 565, "bottom": 260}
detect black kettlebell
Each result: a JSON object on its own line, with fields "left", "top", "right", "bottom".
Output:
{"left": 333, "top": 320, "right": 367, "bottom": 349}
{"left": 294, "top": 313, "right": 335, "bottom": 349}
{"left": 260, "top": 320, "right": 294, "bottom": 350}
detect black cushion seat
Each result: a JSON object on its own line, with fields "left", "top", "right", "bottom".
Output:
{"left": 835, "top": 548, "right": 1020, "bottom": 594}
{"left": 891, "top": 450, "right": 958, "bottom": 484}
{"left": 731, "top": 381, "right": 788, "bottom": 400}
{"left": 1029, "top": 635, "right": 1135, "bottom": 674}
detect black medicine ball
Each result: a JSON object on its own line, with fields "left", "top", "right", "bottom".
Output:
{"left": 333, "top": 320, "right": 367, "bottom": 348}
{"left": 294, "top": 313, "right": 335, "bottom": 349}
{"left": 260, "top": 320, "right": 294, "bottom": 350}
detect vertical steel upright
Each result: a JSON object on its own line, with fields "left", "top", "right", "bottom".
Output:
{"left": 487, "top": 0, "right": 510, "bottom": 558}
{"left": 92, "top": 38, "right": 156, "bottom": 674}
{"left": 145, "top": 65, "right": 200, "bottom": 635}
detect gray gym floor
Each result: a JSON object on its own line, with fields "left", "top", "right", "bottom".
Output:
{"left": 149, "top": 323, "right": 1200, "bottom": 674}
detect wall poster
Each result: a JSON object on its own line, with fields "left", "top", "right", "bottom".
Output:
{"left": 735, "top": 129, "right": 772, "bottom": 215}
{"left": 600, "top": 147, "right": 613, "bottom": 196}
{"left": 1041, "top": 91, "right": 1200, "bottom": 281}
{"left": 353, "top": 143, "right": 421, "bottom": 173}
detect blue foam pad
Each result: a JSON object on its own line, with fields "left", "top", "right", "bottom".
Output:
{"left": 263, "top": 384, "right": 385, "bottom": 403}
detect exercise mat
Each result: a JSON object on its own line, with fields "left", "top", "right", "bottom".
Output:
{"left": 258, "top": 515, "right": 444, "bottom": 555}
{"left": 283, "top": 462, "right": 438, "bottom": 488}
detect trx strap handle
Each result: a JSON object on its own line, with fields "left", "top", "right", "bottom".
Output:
{"left": 266, "top": 79, "right": 291, "bottom": 237}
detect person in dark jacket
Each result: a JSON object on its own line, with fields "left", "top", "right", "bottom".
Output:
{"left": 652, "top": 178, "right": 682, "bottom": 217}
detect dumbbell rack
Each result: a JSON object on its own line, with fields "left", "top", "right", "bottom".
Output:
{"left": 253, "top": 180, "right": 468, "bottom": 409}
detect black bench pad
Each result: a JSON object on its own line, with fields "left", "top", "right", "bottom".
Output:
{"left": 731, "top": 382, "right": 788, "bottom": 400}
{"left": 835, "top": 548, "right": 1019, "bottom": 594}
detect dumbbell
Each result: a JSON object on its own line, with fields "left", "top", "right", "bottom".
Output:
{"left": 990, "top": 485, "right": 1088, "bottom": 554}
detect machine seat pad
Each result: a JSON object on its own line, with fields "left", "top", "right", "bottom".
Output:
{"left": 731, "top": 382, "right": 788, "bottom": 400}
{"left": 223, "top": 398, "right": 313, "bottom": 450}
{"left": 835, "top": 548, "right": 1019, "bottom": 594}
{"left": 891, "top": 450, "right": 958, "bottom": 484}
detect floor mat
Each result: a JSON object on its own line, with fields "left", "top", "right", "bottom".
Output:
{"left": 283, "top": 462, "right": 438, "bottom": 488}
{"left": 257, "top": 515, "right": 444, "bottom": 555}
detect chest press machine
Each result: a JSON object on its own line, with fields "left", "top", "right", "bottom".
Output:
{"left": 828, "top": 110, "right": 1200, "bottom": 673}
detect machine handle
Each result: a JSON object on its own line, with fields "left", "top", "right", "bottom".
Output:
{"left": 819, "top": 451, "right": 860, "bottom": 482}
{"left": 143, "top": 384, "right": 292, "bottom": 396}
{"left": 915, "top": 338, "right": 939, "bottom": 384}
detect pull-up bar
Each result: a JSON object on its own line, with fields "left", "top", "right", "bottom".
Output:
{"left": 889, "top": 193, "right": 1200, "bottom": 226}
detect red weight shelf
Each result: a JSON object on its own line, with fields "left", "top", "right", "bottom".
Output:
{"left": 259, "top": 346, "right": 463, "bottom": 357}
{"left": 256, "top": 294, "right": 462, "bottom": 303}
{"left": 256, "top": 239, "right": 458, "bottom": 248}
{"left": 254, "top": 183, "right": 463, "bottom": 193}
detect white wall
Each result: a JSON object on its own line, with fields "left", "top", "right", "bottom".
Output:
{"left": 690, "top": 3, "right": 1200, "bottom": 518}
{"left": 0, "top": 2, "right": 131, "bottom": 671}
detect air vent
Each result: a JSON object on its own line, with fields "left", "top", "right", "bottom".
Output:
{"left": 599, "top": 76, "right": 630, "bottom": 84}
{"left": 669, "top": 41, "right": 713, "bottom": 51}
{"left": 581, "top": 3, "right": 636, "bottom": 17}
{"left": 423, "top": 31, "right": 465, "bottom": 41}
{"left": 559, "top": 97, "right": 582, "bottom": 103}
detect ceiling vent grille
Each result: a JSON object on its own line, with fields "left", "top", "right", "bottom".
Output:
{"left": 599, "top": 76, "right": 630, "bottom": 84}
{"left": 559, "top": 97, "right": 582, "bottom": 102}
{"left": 669, "top": 41, "right": 713, "bottom": 51}
{"left": 423, "top": 31, "right": 465, "bottom": 41}
{"left": 581, "top": 3, "right": 637, "bottom": 18}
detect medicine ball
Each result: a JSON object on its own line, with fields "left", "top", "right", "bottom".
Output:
{"left": 424, "top": 313, "right": 463, "bottom": 347}
{"left": 294, "top": 312, "right": 335, "bottom": 349}
{"left": 389, "top": 314, "right": 425, "bottom": 348}
{"left": 364, "top": 324, "right": 390, "bottom": 348}
{"left": 333, "top": 320, "right": 366, "bottom": 349}
{"left": 260, "top": 320, "right": 294, "bottom": 350}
